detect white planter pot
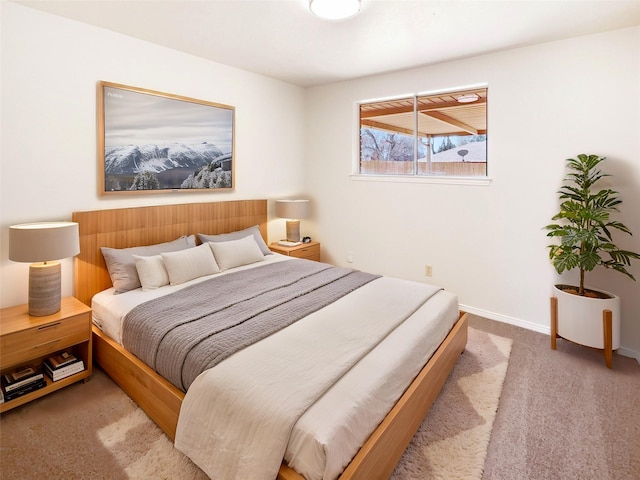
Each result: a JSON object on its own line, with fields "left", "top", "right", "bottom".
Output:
{"left": 554, "top": 285, "right": 620, "bottom": 350}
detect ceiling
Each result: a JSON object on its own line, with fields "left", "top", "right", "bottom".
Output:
{"left": 13, "top": 0, "right": 640, "bottom": 87}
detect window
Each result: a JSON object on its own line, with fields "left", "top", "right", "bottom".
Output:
{"left": 358, "top": 87, "right": 487, "bottom": 178}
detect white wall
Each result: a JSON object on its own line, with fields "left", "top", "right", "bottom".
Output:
{"left": 305, "top": 27, "right": 640, "bottom": 358}
{"left": 0, "top": 3, "right": 306, "bottom": 307}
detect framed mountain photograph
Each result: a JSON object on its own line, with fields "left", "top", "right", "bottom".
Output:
{"left": 97, "top": 81, "right": 234, "bottom": 194}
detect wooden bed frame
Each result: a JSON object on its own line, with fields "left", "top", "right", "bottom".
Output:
{"left": 72, "top": 199, "right": 468, "bottom": 480}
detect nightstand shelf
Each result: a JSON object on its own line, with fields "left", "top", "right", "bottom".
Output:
{"left": 0, "top": 297, "right": 92, "bottom": 412}
{"left": 270, "top": 241, "right": 321, "bottom": 261}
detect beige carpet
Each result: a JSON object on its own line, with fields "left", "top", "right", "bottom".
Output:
{"left": 471, "top": 315, "right": 640, "bottom": 480}
{"left": 391, "top": 327, "right": 512, "bottom": 479}
{"left": 0, "top": 326, "right": 511, "bottom": 480}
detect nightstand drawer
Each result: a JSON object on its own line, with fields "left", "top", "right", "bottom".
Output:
{"left": 292, "top": 244, "right": 320, "bottom": 260}
{"left": 0, "top": 314, "right": 90, "bottom": 367}
{"left": 270, "top": 241, "right": 321, "bottom": 262}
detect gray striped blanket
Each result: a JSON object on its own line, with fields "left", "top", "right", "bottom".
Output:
{"left": 122, "top": 259, "right": 380, "bottom": 391}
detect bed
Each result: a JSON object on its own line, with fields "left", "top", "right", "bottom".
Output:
{"left": 72, "top": 199, "right": 468, "bottom": 480}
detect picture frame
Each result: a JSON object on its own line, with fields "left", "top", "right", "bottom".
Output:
{"left": 97, "top": 81, "right": 235, "bottom": 194}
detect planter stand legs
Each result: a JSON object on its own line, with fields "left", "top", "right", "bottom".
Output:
{"left": 602, "top": 309, "right": 613, "bottom": 368}
{"left": 550, "top": 296, "right": 558, "bottom": 350}
{"left": 550, "top": 296, "right": 613, "bottom": 368}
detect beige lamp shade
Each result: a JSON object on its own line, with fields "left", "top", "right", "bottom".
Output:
{"left": 275, "top": 199, "right": 310, "bottom": 220}
{"left": 275, "top": 200, "right": 310, "bottom": 242}
{"left": 9, "top": 222, "right": 80, "bottom": 262}
{"left": 9, "top": 222, "right": 80, "bottom": 316}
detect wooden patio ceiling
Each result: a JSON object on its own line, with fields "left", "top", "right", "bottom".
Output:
{"left": 360, "top": 87, "right": 487, "bottom": 138}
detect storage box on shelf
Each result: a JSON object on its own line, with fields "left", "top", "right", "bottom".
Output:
{"left": 0, "top": 297, "right": 92, "bottom": 412}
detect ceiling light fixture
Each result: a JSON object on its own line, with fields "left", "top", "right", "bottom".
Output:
{"left": 309, "top": 0, "right": 361, "bottom": 20}
{"left": 456, "top": 93, "right": 480, "bottom": 103}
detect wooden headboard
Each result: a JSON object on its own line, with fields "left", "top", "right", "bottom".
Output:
{"left": 72, "top": 200, "right": 268, "bottom": 306}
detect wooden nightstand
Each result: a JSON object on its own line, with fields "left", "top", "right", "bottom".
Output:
{"left": 0, "top": 297, "right": 92, "bottom": 412}
{"left": 270, "top": 241, "right": 321, "bottom": 262}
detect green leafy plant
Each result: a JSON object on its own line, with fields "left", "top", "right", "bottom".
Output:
{"left": 545, "top": 154, "right": 640, "bottom": 296}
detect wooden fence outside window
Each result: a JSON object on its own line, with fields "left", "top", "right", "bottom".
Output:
{"left": 360, "top": 161, "right": 486, "bottom": 177}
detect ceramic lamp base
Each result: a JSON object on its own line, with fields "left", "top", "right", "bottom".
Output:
{"left": 285, "top": 220, "right": 301, "bottom": 242}
{"left": 28, "top": 262, "right": 61, "bottom": 317}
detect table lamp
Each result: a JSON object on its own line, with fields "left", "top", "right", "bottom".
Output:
{"left": 9, "top": 222, "right": 80, "bottom": 316}
{"left": 275, "top": 200, "right": 310, "bottom": 243}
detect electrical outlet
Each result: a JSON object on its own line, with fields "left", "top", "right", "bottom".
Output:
{"left": 424, "top": 265, "right": 433, "bottom": 277}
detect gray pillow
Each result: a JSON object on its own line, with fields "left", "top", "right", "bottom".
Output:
{"left": 198, "top": 225, "right": 271, "bottom": 256}
{"left": 101, "top": 235, "right": 196, "bottom": 293}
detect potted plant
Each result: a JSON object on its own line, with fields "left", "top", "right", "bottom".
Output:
{"left": 545, "top": 154, "right": 639, "bottom": 362}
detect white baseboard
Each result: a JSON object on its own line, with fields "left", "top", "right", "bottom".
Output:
{"left": 459, "top": 303, "right": 640, "bottom": 365}
{"left": 617, "top": 347, "right": 640, "bottom": 364}
{"left": 459, "top": 304, "right": 550, "bottom": 335}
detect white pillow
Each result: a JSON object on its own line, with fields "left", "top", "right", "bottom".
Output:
{"left": 208, "top": 235, "right": 265, "bottom": 271}
{"left": 161, "top": 243, "right": 220, "bottom": 286}
{"left": 133, "top": 254, "right": 169, "bottom": 291}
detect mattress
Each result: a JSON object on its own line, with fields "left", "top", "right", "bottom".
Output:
{"left": 92, "top": 255, "right": 459, "bottom": 480}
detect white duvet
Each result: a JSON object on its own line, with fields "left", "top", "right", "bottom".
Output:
{"left": 92, "top": 256, "right": 459, "bottom": 480}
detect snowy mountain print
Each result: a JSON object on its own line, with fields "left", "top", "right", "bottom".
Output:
{"left": 103, "top": 142, "right": 231, "bottom": 191}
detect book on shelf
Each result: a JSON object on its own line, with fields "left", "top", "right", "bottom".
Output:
{"left": 46, "top": 351, "right": 79, "bottom": 369}
{"left": 2, "top": 377, "right": 46, "bottom": 402}
{"left": 44, "top": 358, "right": 85, "bottom": 381}
{"left": 2, "top": 365, "right": 44, "bottom": 392}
